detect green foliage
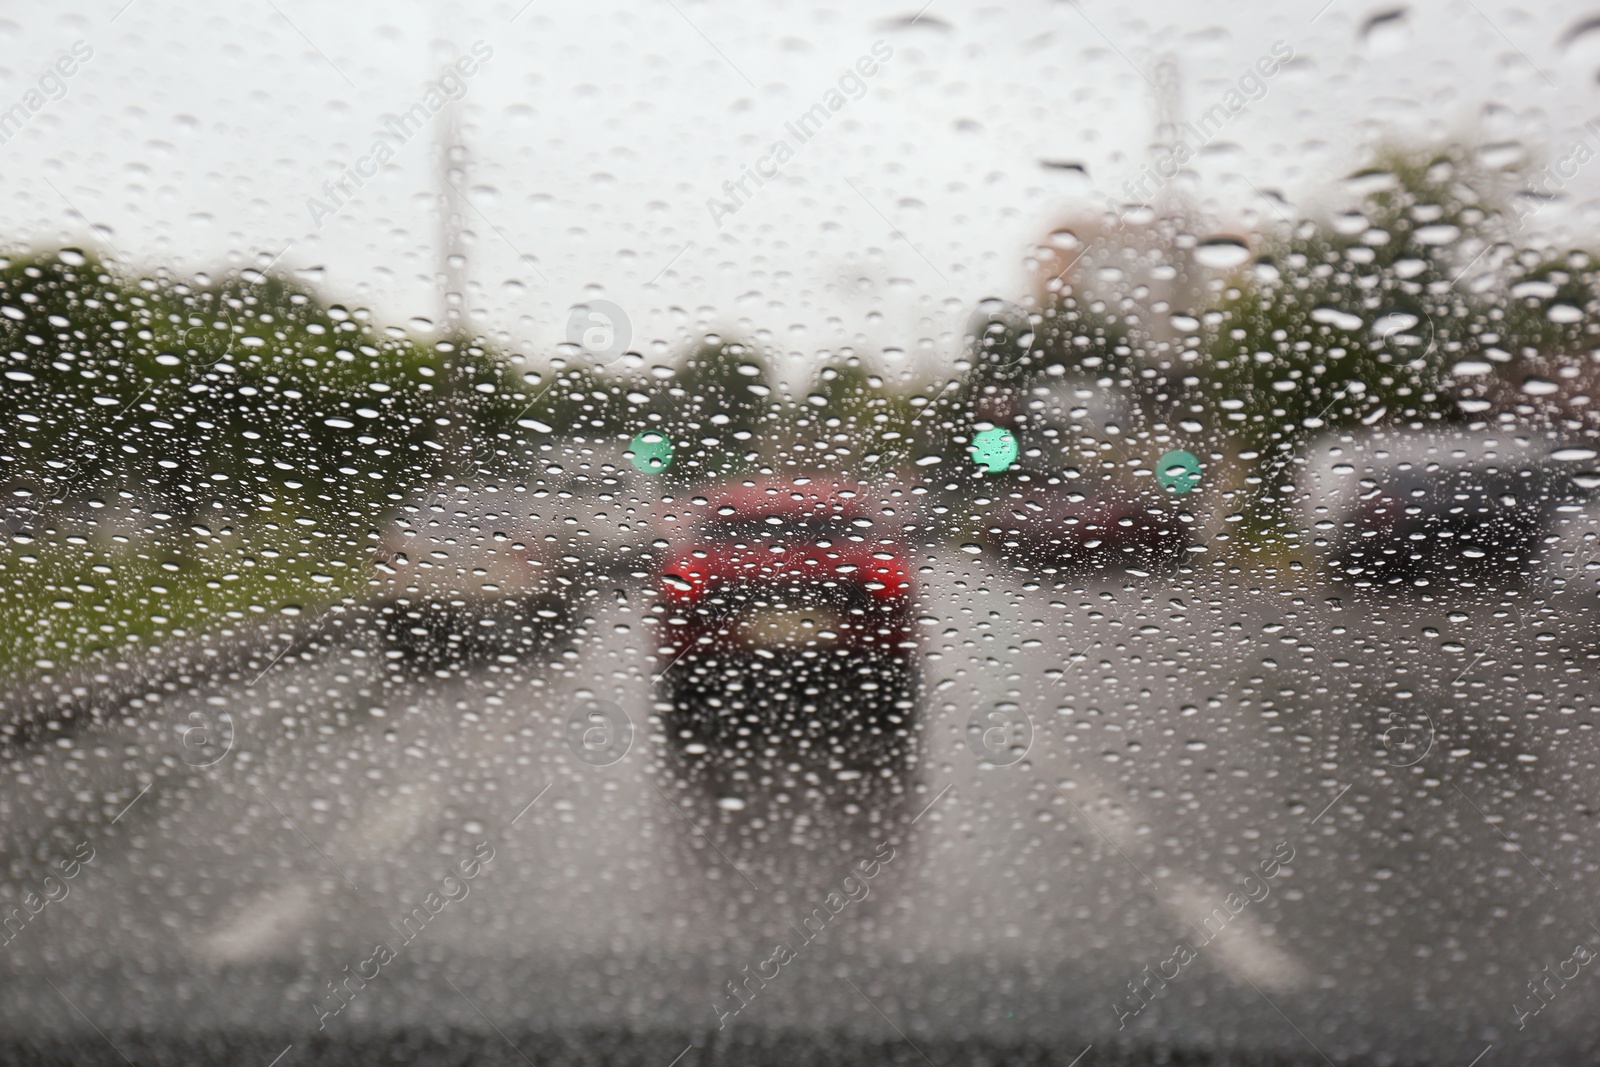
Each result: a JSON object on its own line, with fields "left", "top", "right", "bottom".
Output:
{"left": 0, "top": 249, "right": 444, "bottom": 520}
{"left": 1201, "top": 147, "right": 1491, "bottom": 455}
{"left": 1492, "top": 248, "right": 1600, "bottom": 362}
{"left": 462, "top": 358, "right": 641, "bottom": 479}
{"left": 0, "top": 510, "right": 367, "bottom": 675}
{"left": 649, "top": 337, "right": 772, "bottom": 480}
{"left": 801, "top": 360, "right": 917, "bottom": 472}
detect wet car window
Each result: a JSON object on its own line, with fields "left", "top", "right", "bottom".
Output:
{"left": 6, "top": 2, "right": 1600, "bottom": 1066}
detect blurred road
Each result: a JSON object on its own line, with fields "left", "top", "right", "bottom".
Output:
{"left": 2, "top": 546, "right": 1599, "bottom": 1064}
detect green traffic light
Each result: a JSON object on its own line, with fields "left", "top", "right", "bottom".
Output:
{"left": 968, "top": 427, "right": 1019, "bottom": 473}
{"left": 1156, "top": 449, "right": 1201, "bottom": 494}
{"left": 630, "top": 430, "right": 674, "bottom": 474}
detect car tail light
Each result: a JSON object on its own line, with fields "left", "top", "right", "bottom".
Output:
{"left": 864, "top": 559, "right": 911, "bottom": 600}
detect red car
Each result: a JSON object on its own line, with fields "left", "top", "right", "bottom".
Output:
{"left": 650, "top": 477, "right": 918, "bottom": 749}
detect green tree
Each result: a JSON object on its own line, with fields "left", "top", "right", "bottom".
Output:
{"left": 798, "top": 359, "right": 917, "bottom": 473}
{"left": 0, "top": 248, "right": 169, "bottom": 506}
{"left": 1202, "top": 147, "right": 1489, "bottom": 462}
{"left": 0, "top": 248, "right": 449, "bottom": 523}
{"left": 646, "top": 336, "right": 772, "bottom": 482}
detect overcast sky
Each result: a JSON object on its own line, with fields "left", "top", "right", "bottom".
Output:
{"left": 1, "top": 0, "right": 1597, "bottom": 380}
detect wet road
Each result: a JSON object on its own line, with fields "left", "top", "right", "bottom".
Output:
{"left": 2, "top": 546, "right": 1599, "bottom": 1064}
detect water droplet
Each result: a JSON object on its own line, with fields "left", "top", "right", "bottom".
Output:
{"left": 1345, "top": 168, "right": 1399, "bottom": 197}
{"left": 1412, "top": 223, "right": 1461, "bottom": 246}
{"left": 1372, "top": 311, "right": 1418, "bottom": 334}
{"left": 1476, "top": 141, "right": 1526, "bottom": 169}
{"left": 1560, "top": 15, "right": 1600, "bottom": 52}
{"left": 1311, "top": 307, "right": 1365, "bottom": 332}
{"left": 1360, "top": 8, "right": 1411, "bottom": 53}
{"left": 1194, "top": 237, "right": 1251, "bottom": 269}
{"left": 1548, "top": 303, "right": 1583, "bottom": 323}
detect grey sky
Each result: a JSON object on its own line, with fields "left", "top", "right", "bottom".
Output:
{"left": 0, "top": 0, "right": 1595, "bottom": 379}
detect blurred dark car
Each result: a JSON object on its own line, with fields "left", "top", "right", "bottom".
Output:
{"left": 988, "top": 468, "right": 1191, "bottom": 572}
{"left": 1299, "top": 431, "right": 1579, "bottom": 590}
{"left": 650, "top": 476, "right": 917, "bottom": 757}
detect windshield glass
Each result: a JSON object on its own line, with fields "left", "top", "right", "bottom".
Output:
{"left": 5, "top": 3, "right": 1600, "bottom": 1066}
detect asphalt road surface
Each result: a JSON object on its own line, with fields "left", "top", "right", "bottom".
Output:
{"left": 2, "top": 546, "right": 1599, "bottom": 1065}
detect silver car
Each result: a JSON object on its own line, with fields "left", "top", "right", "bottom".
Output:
{"left": 370, "top": 465, "right": 655, "bottom": 660}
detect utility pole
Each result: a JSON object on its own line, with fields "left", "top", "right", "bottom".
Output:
{"left": 1146, "top": 54, "right": 1195, "bottom": 363}
{"left": 1151, "top": 54, "right": 1181, "bottom": 206}
{"left": 434, "top": 75, "right": 476, "bottom": 473}
{"left": 438, "top": 97, "right": 471, "bottom": 348}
